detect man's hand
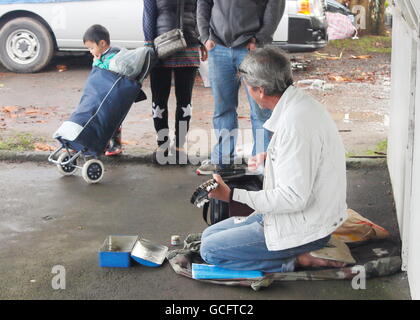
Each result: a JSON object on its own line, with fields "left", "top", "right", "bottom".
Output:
{"left": 247, "top": 152, "right": 267, "bottom": 172}
{"left": 205, "top": 39, "right": 216, "bottom": 52}
{"left": 200, "top": 45, "right": 208, "bottom": 62}
{"left": 208, "top": 174, "right": 231, "bottom": 202}
{"left": 246, "top": 37, "right": 257, "bottom": 51}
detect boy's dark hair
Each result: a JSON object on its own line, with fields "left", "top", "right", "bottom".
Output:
{"left": 83, "top": 24, "right": 110, "bottom": 45}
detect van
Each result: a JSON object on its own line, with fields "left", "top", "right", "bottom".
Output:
{"left": 0, "top": 0, "right": 327, "bottom": 73}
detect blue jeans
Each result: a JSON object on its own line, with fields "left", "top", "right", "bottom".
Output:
{"left": 200, "top": 214, "right": 331, "bottom": 273}
{"left": 208, "top": 44, "right": 272, "bottom": 166}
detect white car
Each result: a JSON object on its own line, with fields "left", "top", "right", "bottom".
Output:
{"left": 0, "top": 0, "right": 327, "bottom": 73}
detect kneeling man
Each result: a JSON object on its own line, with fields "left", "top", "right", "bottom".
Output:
{"left": 200, "top": 46, "right": 348, "bottom": 272}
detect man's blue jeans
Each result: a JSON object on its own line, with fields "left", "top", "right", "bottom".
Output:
{"left": 208, "top": 44, "right": 272, "bottom": 166}
{"left": 200, "top": 214, "right": 331, "bottom": 273}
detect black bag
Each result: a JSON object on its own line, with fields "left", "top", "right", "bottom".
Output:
{"left": 202, "top": 174, "right": 263, "bottom": 225}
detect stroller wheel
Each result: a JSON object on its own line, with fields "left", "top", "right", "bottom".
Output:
{"left": 82, "top": 159, "right": 104, "bottom": 184}
{"left": 57, "top": 152, "right": 78, "bottom": 176}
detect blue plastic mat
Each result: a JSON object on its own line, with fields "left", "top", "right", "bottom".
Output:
{"left": 192, "top": 264, "right": 264, "bottom": 280}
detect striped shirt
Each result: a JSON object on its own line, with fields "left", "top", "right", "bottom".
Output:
{"left": 157, "top": 45, "right": 200, "bottom": 68}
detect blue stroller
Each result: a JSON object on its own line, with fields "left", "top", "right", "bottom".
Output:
{"left": 48, "top": 47, "right": 155, "bottom": 183}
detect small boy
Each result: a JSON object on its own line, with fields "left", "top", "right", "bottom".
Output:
{"left": 83, "top": 24, "right": 120, "bottom": 70}
{"left": 83, "top": 24, "right": 122, "bottom": 156}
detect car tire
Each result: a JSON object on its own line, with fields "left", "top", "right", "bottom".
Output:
{"left": 0, "top": 17, "right": 54, "bottom": 73}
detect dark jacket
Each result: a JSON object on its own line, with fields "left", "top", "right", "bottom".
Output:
{"left": 197, "top": 0, "right": 286, "bottom": 48}
{"left": 143, "top": 0, "right": 200, "bottom": 46}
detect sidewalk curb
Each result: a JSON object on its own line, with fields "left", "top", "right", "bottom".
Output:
{"left": 346, "top": 157, "right": 387, "bottom": 169}
{"left": 0, "top": 150, "right": 153, "bottom": 164}
{"left": 0, "top": 150, "right": 388, "bottom": 169}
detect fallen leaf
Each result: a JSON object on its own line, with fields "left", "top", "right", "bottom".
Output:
{"left": 34, "top": 142, "right": 55, "bottom": 151}
{"left": 121, "top": 140, "right": 137, "bottom": 145}
{"left": 313, "top": 51, "right": 329, "bottom": 56}
{"left": 24, "top": 108, "right": 40, "bottom": 115}
{"left": 1, "top": 106, "right": 19, "bottom": 113}
{"left": 328, "top": 51, "right": 344, "bottom": 60}
{"left": 350, "top": 55, "right": 373, "bottom": 60}
{"left": 56, "top": 65, "right": 68, "bottom": 72}
{"left": 327, "top": 75, "right": 352, "bottom": 82}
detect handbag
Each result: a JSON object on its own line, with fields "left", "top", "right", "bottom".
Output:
{"left": 201, "top": 174, "right": 263, "bottom": 225}
{"left": 154, "top": 0, "right": 187, "bottom": 59}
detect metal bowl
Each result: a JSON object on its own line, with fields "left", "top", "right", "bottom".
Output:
{"left": 131, "top": 238, "right": 168, "bottom": 267}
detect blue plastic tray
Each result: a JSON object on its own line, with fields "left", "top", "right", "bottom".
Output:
{"left": 98, "top": 235, "right": 138, "bottom": 268}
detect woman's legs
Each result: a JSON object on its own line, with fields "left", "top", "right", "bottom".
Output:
{"left": 150, "top": 67, "right": 172, "bottom": 148}
{"left": 173, "top": 67, "right": 197, "bottom": 150}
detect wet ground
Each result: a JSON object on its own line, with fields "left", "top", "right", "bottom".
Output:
{"left": 0, "top": 40, "right": 403, "bottom": 301}
{"left": 0, "top": 43, "right": 391, "bottom": 157}
{"left": 0, "top": 161, "right": 410, "bottom": 300}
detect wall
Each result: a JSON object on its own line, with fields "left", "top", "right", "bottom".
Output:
{"left": 388, "top": 0, "right": 420, "bottom": 300}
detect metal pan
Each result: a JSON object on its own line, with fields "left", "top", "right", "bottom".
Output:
{"left": 131, "top": 238, "right": 168, "bottom": 267}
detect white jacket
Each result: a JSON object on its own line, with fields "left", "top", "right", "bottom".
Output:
{"left": 232, "top": 86, "right": 348, "bottom": 251}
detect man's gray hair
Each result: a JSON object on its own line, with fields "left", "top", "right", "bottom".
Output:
{"left": 239, "top": 46, "right": 293, "bottom": 96}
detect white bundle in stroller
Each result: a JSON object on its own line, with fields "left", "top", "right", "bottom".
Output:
{"left": 109, "top": 47, "right": 152, "bottom": 80}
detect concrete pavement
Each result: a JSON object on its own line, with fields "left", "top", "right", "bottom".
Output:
{"left": 0, "top": 160, "right": 411, "bottom": 300}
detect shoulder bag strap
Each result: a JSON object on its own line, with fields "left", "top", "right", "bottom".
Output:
{"left": 177, "top": 0, "right": 185, "bottom": 30}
